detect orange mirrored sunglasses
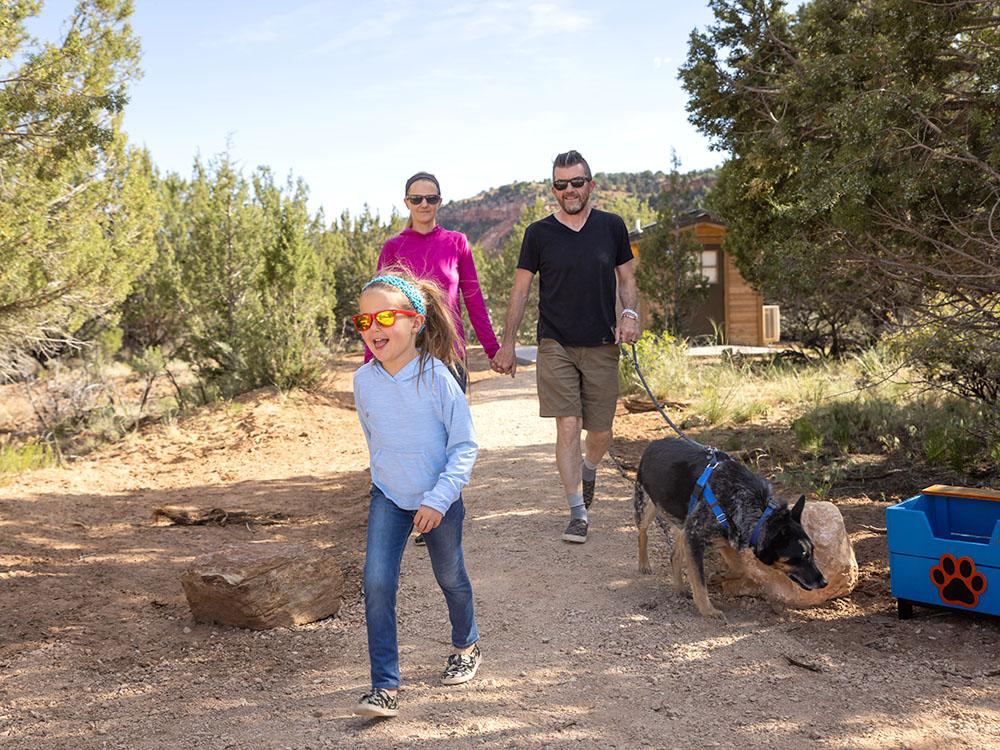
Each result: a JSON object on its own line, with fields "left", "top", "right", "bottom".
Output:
{"left": 352, "top": 308, "right": 418, "bottom": 332}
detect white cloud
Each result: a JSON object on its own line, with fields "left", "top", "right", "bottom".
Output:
{"left": 306, "top": 7, "right": 411, "bottom": 56}
{"left": 223, "top": 2, "right": 330, "bottom": 47}
{"left": 222, "top": 1, "right": 412, "bottom": 54}
{"left": 424, "top": 0, "right": 592, "bottom": 42}
{"left": 525, "top": 2, "right": 591, "bottom": 35}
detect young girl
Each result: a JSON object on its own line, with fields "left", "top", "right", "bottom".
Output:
{"left": 351, "top": 268, "right": 482, "bottom": 718}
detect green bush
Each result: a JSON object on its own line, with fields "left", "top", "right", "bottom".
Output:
{"left": 887, "top": 310, "right": 1000, "bottom": 406}
{"left": 622, "top": 332, "right": 998, "bottom": 474}
{"left": 127, "top": 156, "right": 335, "bottom": 394}
{"left": 793, "top": 417, "right": 823, "bottom": 458}
{"left": 619, "top": 330, "right": 690, "bottom": 399}
{"left": 0, "top": 440, "right": 56, "bottom": 476}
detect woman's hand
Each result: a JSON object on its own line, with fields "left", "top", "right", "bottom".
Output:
{"left": 491, "top": 344, "right": 517, "bottom": 376}
{"left": 413, "top": 505, "right": 444, "bottom": 534}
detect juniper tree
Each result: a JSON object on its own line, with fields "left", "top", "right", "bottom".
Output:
{"left": 636, "top": 151, "right": 707, "bottom": 336}
{"left": 0, "top": 0, "right": 157, "bottom": 378}
{"left": 681, "top": 0, "right": 1000, "bottom": 368}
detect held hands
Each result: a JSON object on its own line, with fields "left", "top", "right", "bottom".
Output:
{"left": 490, "top": 343, "right": 517, "bottom": 377}
{"left": 413, "top": 505, "right": 444, "bottom": 534}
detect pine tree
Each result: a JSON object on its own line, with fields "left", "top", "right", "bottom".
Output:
{"left": 681, "top": 0, "right": 999, "bottom": 362}
{"left": 248, "top": 170, "right": 332, "bottom": 389}
{"left": 636, "top": 152, "right": 707, "bottom": 336}
{"left": 178, "top": 152, "right": 264, "bottom": 389}
{"left": 120, "top": 170, "right": 191, "bottom": 356}
{"left": 0, "top": 0, "right": 157, "bottom": 378}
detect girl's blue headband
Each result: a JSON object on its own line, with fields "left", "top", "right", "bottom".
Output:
{"left": 363, "top": 275, "right": 426, "bottom": 331}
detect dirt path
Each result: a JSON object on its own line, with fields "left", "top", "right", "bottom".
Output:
{"left": 0, "top": 356, "right": 997, "bottom": 749}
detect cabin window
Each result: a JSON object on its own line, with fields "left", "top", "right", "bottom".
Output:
{"left": 700, "top": 250, "right": 718, "bottom": 284}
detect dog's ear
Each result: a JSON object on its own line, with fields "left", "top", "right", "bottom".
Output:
{"left": 791, "top": 495, "right": 805, "bottom": 523}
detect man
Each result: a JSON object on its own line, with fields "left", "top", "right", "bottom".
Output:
{"left": 492, "top": 150, "right": 640, "bottom": 543}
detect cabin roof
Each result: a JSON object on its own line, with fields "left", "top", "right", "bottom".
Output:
{"left": 628, "top": 209, "right": 726, "bottom": 241}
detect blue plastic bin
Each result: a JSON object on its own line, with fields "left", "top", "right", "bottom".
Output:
{"left": 886, "top": 485, "right": 1000, "bottom": 618}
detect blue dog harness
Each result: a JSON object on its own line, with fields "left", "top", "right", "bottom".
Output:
{"left": 750, "top": 501, "right": 779, "bottom": 549}
{"left": 688, "top": 452, "right": 780, "bottom": 548}
{"left": 688, "top": 453, "right": 730, "bottom": 531}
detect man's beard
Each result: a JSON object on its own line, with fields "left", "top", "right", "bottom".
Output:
{"left": 560, "top": 194, "right": 589, "bottom": 215}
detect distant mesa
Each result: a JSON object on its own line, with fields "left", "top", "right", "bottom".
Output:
{"left": 438, "top": 170, "right": 717, "bottom": 251}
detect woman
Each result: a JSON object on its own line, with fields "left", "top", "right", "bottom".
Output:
{"left": 364, "top": 171, "right": 500, "bottom": 393}
{"left": 364, "top": 172, "right": 501, "bottom": 545}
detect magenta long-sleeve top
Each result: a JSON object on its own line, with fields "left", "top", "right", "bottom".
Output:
{"left": 363, "top": 225, "right": 500, "bottom": 362}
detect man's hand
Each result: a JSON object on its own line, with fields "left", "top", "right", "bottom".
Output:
{"left": 491, "top": 343, "right": 517, "bottom": 376}
{"left": 616, "top": 315, "right": 641, "bottom": 345}
{"left": 413, "top": 505, "right": 444, "bottom": 534}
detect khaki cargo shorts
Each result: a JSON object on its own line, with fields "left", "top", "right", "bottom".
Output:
{"left": 536, "top": 338, "right": 620, "bottom": 432}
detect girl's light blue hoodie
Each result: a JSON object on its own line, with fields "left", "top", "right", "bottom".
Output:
{"left": 353, "top": 355, "right": 478, "bottom": 515}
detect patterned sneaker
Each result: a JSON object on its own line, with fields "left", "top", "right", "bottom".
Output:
{"left": 582, "top": 477, "right": 596, "bottom": 509}
{"left": 562, "top": 518, "right": 588, "bottom": 543}
{"left": 354, "top": 688, "right": 398, "bottom": 718}
{"left": 441, "top": 644, "right": 482, "bottom": 685}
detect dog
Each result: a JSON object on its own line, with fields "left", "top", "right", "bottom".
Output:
{"left": 634, "top": 437, "right": 827, "bottom": 618}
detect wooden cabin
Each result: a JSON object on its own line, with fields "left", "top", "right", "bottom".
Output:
{"left": 628, "top": 210, "right": 779, "bottom": 346}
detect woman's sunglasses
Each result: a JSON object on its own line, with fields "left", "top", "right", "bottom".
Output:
{"left": 352, "top": 308, "right": 418, "bottom": 332}
{"left": 406, "top": 194, "right": 441, "bottom": 205}
{"left": 552, "top": 177, "right": 591, "bottom": 191}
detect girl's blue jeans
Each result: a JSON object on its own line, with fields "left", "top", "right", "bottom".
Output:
{"left": 364, "top": 484, "right": 479, "bottom": 689}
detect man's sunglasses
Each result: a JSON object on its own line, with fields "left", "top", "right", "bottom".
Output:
{"left": 406, "top": 194, "right": 441, "bottom": 205}
{"left": 352, "top": 308, "right": 419, "bottom": 332}
{"left": 552, "top": 177, "right": 591, "bottom": 191}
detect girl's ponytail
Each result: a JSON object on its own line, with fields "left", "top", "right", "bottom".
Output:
{"left": 413, "top": 276, "right": 461, "bottom": 368}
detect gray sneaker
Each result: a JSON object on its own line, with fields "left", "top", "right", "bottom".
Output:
{"left": 562, "top": 517, "right": 588, "bottom": 543}
{"left": 441, "top": 644, "right": 482, "bottom": 685}
{"left": 582, "top": 477, "right": 596, "bottom": 509}
{"left": 354, "top": 687, "right": 398, "bottom": 718}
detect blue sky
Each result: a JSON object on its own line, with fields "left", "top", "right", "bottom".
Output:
{"left": 30, "top": 1, "right": 727, "bottom": 218}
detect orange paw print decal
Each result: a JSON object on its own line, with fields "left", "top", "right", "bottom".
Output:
{"left": 930, "top": 554, "right": 987, "bottom": 609}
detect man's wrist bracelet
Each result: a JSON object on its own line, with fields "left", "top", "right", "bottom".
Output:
{"left": 621, "top": 308, "right": 639, "bottom": 320}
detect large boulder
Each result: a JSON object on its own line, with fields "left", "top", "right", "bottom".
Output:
{"left": 721, "top": 500, "right": 858, "bottom": 607}
{"left": 181, "top": 542, "right": 343, "bottom": 629}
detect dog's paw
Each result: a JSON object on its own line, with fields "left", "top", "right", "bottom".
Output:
{"left": 930, "top": 553, "right": 987, "bottom": 609}
{"left": 639, "top": 563, "right": 653, "bottom": 575}
{"left": 695, "top": 602, "right": 726, "bottom": 620}
{"left": 706, "top": 607, "right": 728, "bottom": 624}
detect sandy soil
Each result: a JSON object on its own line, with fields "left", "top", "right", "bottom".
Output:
{"left": 0, "top": 352, "right": 998, "bottom": 749}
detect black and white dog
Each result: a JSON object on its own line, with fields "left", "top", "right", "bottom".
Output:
{"left": 634, "top": 437, "right": 827, "bottom": 618}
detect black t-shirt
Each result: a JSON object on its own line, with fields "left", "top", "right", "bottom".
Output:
{"left": 517, "top": 209, "right": 633, "bottom": 346}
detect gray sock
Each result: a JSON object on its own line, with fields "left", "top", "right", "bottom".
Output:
{"left": 582, "top": 458, "right": 597, "bottom": 483}
{"left": 567, "top": 492, "right": 587, "bottom": 521}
